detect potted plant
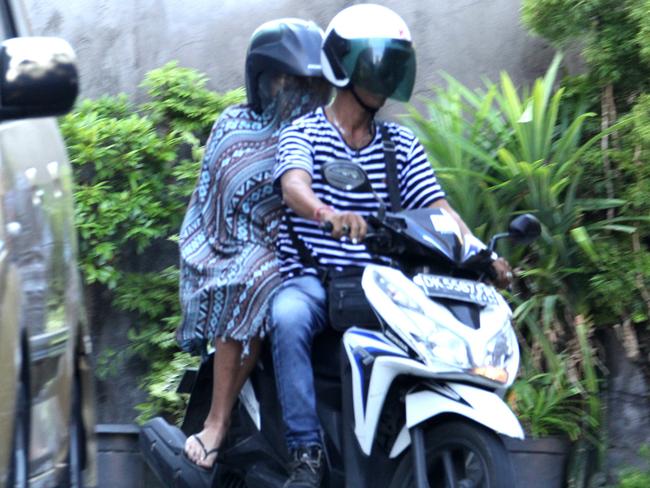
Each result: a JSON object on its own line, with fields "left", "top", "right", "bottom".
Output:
{"left": 505, "top": 362, "right": 591, "bottom": 488}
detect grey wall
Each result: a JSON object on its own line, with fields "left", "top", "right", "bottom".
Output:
{"left": 23, "top": 0, "right": 556, "bottom": 111}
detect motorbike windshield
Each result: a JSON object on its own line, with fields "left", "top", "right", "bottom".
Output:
{"left": 460, "top": 233, "right": 488, "bottom": 263}
{"left": 401, "top": 208, "right": 487, "bottom": 264}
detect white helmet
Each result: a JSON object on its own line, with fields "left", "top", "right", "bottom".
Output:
{"left": 321, "top": 4, "right": 416, "bottom": 102}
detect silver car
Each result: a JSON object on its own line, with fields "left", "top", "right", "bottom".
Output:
{"left": 0, "top": 0, "right": 97, "bottom": 486}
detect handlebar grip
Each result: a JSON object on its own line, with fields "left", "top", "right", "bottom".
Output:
{"left": 321, "top": 217, "right": 365, "bottom": 236}
{"left": 321, "top": 221, "right": 334, "bottom": 233}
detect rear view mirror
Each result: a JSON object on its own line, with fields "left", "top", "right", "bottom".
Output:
{"left": 508, "top": 214, "right": 541, "bottom": 245}
{"left": 0, "top": 37, "right": 78, "bottom": 120}
{"left": 322, "top": 160, "right": 373, "bottom": 192}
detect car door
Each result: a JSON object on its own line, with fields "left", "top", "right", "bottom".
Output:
{"left": 0, "top": 0, "right": 95, "bottom": 485}
{"left": 0, "top": 151, "right": 22, "bottom": 488}
{"left": 1, "top": 118, "right": 80, "bottom": 486}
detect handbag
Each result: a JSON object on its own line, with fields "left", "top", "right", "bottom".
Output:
{"left": 326, "top": 267, "right": 380, "bottom": 331}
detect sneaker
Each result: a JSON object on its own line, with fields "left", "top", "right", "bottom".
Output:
{"left": 283, "top": 445, "right": 324, "bottom": 488}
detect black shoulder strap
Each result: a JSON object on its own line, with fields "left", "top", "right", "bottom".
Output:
{"left": 379, "top": 123, "right": 402, "bottom": 212}
{"left": 284, "top": 215, "right": 322, "bottom": 272}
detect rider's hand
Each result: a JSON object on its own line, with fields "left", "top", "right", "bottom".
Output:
{"left": 322, "top": 211, "right": 367, "bottom": 243}
{"left": 491, "top": 257, "right": 513, "bottom": 289}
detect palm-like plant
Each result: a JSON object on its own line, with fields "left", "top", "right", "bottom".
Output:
{"left": 508, "top": 367, "right": 586, "bottom": 441}
{"left": 407, "top": 76, "right": 507, "bottom": 240}
{"left": 407, "top": 54, "right": 630, "bottom": 445}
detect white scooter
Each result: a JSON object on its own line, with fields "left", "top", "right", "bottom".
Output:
{"left": 140, "top": 161, "right": 541, "bottom": 488}
{"left": 324, "top": 160, "right": 540, "bottom": 487}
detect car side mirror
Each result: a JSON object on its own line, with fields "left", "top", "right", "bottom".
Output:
{"left": 508, "top": 214, "right": 541, "bottom": 245}
{"left": 0, "top": 37, "right": 78, "bottom": 120}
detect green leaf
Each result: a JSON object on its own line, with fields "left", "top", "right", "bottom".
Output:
{"left": 570, "top": 226, "right": 599, "bottom": 261}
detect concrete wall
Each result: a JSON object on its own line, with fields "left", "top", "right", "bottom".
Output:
{"left": 23, "top": 0, "right": 556, "bottom": 110}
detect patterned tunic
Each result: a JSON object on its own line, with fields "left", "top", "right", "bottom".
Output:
{"left": 177, "top": 105, "right": 284, "bottom": 355}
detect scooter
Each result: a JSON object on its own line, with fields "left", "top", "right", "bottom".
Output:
{"left": 140, "top": 160, "right": 541, "bottom": 487}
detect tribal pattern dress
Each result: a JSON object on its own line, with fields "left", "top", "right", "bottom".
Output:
{"left": 177, "top": 104, "right": 284, "bottom": 355}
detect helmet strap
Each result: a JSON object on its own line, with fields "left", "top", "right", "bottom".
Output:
{"left": 350, "top": 86, "right": 379, "bottom": 118}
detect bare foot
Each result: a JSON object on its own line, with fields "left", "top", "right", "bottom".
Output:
{"left": 184, "top": 424, "right": 225, "bottom": 469}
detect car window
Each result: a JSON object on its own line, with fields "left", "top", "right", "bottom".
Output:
{"left": 0, "top": 13, "right": 8, "bottom": 41}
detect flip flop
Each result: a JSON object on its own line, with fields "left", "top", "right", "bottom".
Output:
{"left": 185, "top": 434, "right": 220, "bottom": 470}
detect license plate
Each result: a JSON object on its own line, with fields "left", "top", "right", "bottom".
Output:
{"left": 413, "top": 273, "right": 500, "bottom": 307}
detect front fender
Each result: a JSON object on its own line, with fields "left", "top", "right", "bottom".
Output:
{"left": 390, "top": 382, "right": 524, "bottom": 458}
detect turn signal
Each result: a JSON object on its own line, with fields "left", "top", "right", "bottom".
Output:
{"left": 471, "top": 366, "right": 509, "bottom": 383}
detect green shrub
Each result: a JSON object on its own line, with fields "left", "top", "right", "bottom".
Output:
{"left": 518, "top": 3, "right": 650, "bottom": 485}
{"left": 509, "top": 367, "right": 586, "bottom": 441}
{"left": 522, "top": 0, "right": 650, "bottom": 91}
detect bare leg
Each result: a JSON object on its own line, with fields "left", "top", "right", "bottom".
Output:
{"left": 185, "top": 337, "right": 261, "bottom": 468}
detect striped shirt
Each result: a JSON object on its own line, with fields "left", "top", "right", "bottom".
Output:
{"left": 273, "top": 106, "right": 445, "bottom": 278}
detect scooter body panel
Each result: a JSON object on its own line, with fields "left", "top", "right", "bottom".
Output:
{"left": 342, "top": 328, "right": 524, "bottom": 460}
{"left": 386, "top": 381, "right": 526, "bottom": 459}
{"left": 342, "top": 328, "right": 408, "bottom": 455}
{"left": 405, "top": 382, "right": 524, "bottom": 439}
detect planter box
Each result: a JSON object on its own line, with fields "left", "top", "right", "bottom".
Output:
{"left": 505, "top": 436, "right": 571, "bottom": 488}
{"left": 97, "top": 424, "right": 164, "bottom": 488}
{"left": 98, "top": 423, "right": 569, "bottom": 488}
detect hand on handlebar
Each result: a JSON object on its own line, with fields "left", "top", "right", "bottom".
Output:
{"left": 321, "top": 211, "right": 367, "bottom": 243}
{"left": 491, "top": 257, "right": 514, "bottom": 289}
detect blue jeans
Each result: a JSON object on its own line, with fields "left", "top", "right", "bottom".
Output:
{"left": 269, "top": 275, "right": 327, "bottom": 450}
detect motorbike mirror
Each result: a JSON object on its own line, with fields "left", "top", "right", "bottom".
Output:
{"left": 322, "top": 160, "right": 373, "bottom": 192}
{"left": 508, "top": 214, "right": 541, "bottom": 245}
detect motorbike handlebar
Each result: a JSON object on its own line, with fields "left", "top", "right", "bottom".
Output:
{"left": 320, "top": 215, "right": 391, "bottom": 255}
{"left": 320, "top": 219, "right": 366, "bottom": 238}
{"left": 318, "top": 210, "right": 504, "bottom": 285}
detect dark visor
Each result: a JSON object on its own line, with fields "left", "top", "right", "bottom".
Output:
{"left": 341, "top": 38, "right": 416, "bottom": 101}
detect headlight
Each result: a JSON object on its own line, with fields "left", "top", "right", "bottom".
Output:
{"left": 410, "top": 328, "right": 471, "bottom": 370}
{"left": 365, "top": 265, "right": 517, "bottom": 381}
{"left": 373, "top": 272, "right": 425, "bottom": 314}
{"left": 471, "top": 326, "right": 519, "bottom": 386}
{"left": 370, "top": 269, "right": 471, "bottom": 370}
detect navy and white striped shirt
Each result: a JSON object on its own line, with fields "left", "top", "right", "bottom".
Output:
{"left": 273, "top": 106, "right": 446, "bottom": 278}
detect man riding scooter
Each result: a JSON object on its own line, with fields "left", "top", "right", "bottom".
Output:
{"left": 270, "top": 4, "right": 513, "bottom": 487}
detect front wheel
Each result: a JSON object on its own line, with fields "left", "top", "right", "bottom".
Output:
{"left": 390, "top": 420, "right": 515, "bottom": 488}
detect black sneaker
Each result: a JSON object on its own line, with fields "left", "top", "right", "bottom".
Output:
{"left": 283, "top": 445, "right": 324, "bottom": 488}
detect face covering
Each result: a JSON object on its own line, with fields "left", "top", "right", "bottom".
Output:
{"left": 258, "top": 72, "right": 332, "bottom": 128}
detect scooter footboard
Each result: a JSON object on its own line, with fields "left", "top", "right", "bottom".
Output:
{"left": 389, "top": 382, "right": 524, "bottom": 458}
